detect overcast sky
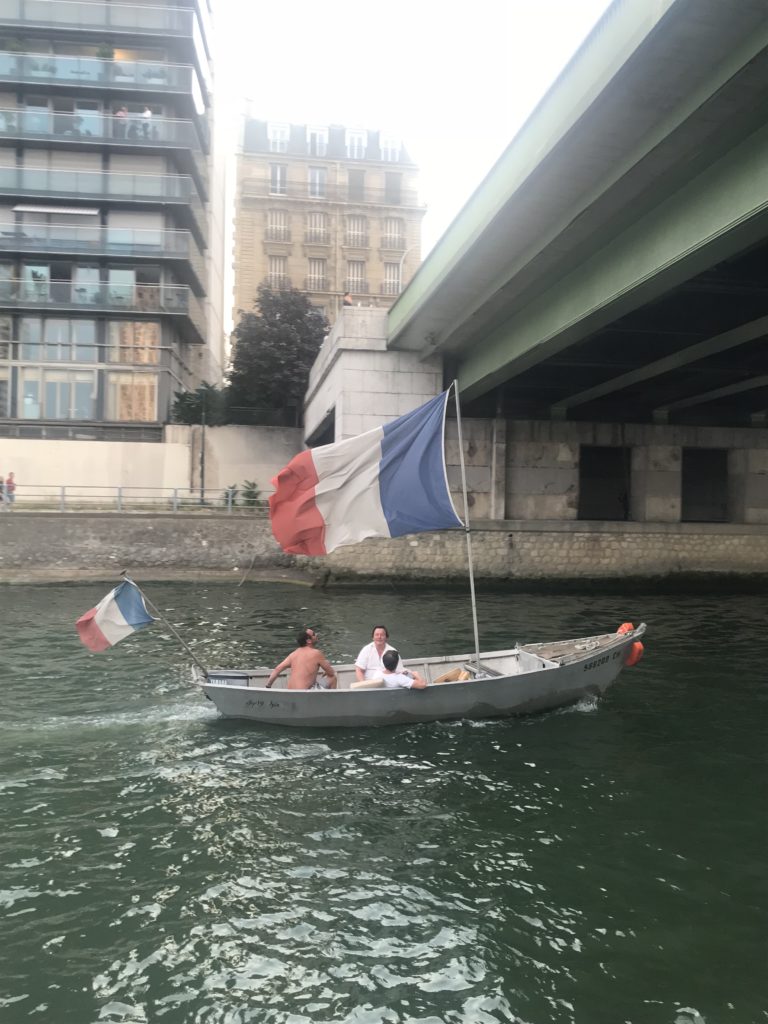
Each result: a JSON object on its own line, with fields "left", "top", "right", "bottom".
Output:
{"left": 218, "top": 0, "right": 612, "bottom": 255}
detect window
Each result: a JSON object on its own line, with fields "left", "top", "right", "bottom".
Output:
{"left": 0, "top": 262, "right": 14, "bottom": 299}
{"left": 348, "top": 169, "right": 365, "bottom": 202}
{"left": 346, "top": 215, "right": 367, "bottom": 247}
{"left": 681, "top": 448, "right": 729, "bottom": 522}
{"left": 346, "top": 129, "right": 367, "bottom": 159}
{"left": 578, "top": 446, "right": 631, "bottom": 520}
{"left": 20, "top": 367, "right": 95, "bottom": 419}
{"left": 307, "top": 125, "right": 328, "bottom": 157}
{"left": 269, "top": 163, "right": 287, "bottom": 195}
{"left": 380, "top": 133, "right": 401, "bottom": 162}
{"left": 306, "top": 211, "right": 328, "bottom": 244}
{"left": 266, "top": 209, "right": 289, "bottom": 242}
{"left": 346, "top": 260, "right": 366, "bottom": 293}
{"left": 308, "top": 166, "right": 326, "bottom": 198}
{"left": 19, "top": 318, "right": 97, "bottom": 361}
{"left": 382, "top": 217, "right": 405, "bottom": 249}
{"left": 0, "top": 375, "right": 7, "bottom": 416}
{"left": 268, "top": 255, "right": 288, "bottom": 289}
{"left": 307, "top": 258, "right": 326, "bottom": 291}
{"left": 108, "top": 321, "right": 160, "bottom": 365}
{"left": 106, "top": 371, "right": 158, "bottom": 421}
{"left": 267, "top": 122, "right": 288, "bottom": 153}
{"left": 384, "top": 172, "right": 402, "bottom": 205}
{"left": 382, "top": 262, "right": 400, "bottom": 295}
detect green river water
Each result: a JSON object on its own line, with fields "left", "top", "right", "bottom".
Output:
{"left": 1, "top": 582, "right": 765, "bottom": 1024}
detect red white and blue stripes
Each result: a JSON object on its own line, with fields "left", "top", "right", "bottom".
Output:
{"left": 76, "top": 579, "right": 154, "bottom": 652}
{"left": 270, "top": 391, "right": 463, "bottom": 556}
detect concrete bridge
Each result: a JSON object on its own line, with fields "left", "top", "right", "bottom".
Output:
{"left": 305, "top": 0, "right": 768, "bottom": 532}
{"left": 387, "top": 0, "right": 768, "bottom": 428}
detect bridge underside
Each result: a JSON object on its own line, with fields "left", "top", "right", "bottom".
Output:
{"left": 388, "top": 0, "right": 768, "bottom": 430}
{"left": 461, "top": 237, "right": 768, "bottom": 427}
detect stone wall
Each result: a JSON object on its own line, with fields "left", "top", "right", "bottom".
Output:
{"left": 2, "top": 515, "right": 767, "bottom": 583}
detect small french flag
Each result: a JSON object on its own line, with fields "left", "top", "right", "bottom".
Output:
{"left": 76, "top": 579, "right": 154, "bottom": 652}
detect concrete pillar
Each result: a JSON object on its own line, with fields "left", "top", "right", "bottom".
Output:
{"left": 490, "top": 417, "right": 507, "bottom": 519}
{"left": 506, "top": 440, "right": 579, "bottom": 520}
{"left": 630, "top": 445, "right": 680, "bottom": 522}
{"left": 730, "top": 448, "right": 768, "bottom": 524}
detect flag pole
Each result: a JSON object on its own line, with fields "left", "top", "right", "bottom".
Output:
{"left": 451, "top": 381, "right": 481, "bottom": 670}
{"left": 121, "top": 571, "right": 209, "bottom": 675}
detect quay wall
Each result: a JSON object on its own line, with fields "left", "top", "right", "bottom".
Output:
{"left": 1, "top": 515, "right": 767, "bottom": 584}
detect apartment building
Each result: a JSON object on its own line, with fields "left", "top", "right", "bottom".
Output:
{"left": 234, "top": 119, "right": 426, "bottom": 323}
{"left": 0, "top": 0, "right": 225, "bottom": 440}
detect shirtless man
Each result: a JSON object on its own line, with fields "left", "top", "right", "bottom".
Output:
{"left": 265, "top": 628, "right": 337, "bottom": 691}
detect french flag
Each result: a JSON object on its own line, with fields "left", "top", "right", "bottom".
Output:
{"left": 76, "top": 579, "right": 154, "bottom": 652}
{"left": 269, "top": 391, "right": 463, "bottom": 556}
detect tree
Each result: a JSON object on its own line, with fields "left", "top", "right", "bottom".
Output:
{"left": 227, "top": 284, "right": 328, "bottom": 424}
{"left": 171, "top": 382, "right": 227, "bottom": 425}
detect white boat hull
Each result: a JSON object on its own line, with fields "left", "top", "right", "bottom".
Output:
{"left": 200, "top": 624, "right": 646, "bottom": 729}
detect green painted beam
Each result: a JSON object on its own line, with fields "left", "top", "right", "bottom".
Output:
{"left": 458, "top": 124, "right": 768, "bottom": 400}
{"left": 551, "top": 315, "right": 768, "bottom": 415}
{"left": 654, "top": 375, "right": 768, "bottom": 419}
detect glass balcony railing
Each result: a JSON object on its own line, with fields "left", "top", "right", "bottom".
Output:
{"left": 0, "top": 107, "right": 207, "bottom": 187}
{"left": 0, "top": 0, "right": 195, "bottom": 38}
{"left": 0, "top": 51, "right": 198, "bottom": 97}
{"left": 0, "top": 167, "right": 206, "bottom": 243}
{"left": 0, "top": 278, "right": 205, "bottom": 340}
{"left": 0, "top": 223, "right": 205, "bottom": 285}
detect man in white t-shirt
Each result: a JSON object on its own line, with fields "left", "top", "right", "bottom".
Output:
{"left": 381, "top": 650, "right": 427, "bottom": 689}
{"left": 355, "top": 625, "right": 404, "bottom": 680}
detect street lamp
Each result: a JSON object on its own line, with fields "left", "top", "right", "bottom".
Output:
{"left": 397, "top": 247, "right": 411, "bottom": 293}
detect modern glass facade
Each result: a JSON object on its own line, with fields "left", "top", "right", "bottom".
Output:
{"left": 0, "top": 0, "right": 218, "bottom": 438}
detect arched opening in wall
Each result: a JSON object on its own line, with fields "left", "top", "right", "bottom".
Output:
{"left": 681, "top": 448, "right": 728, "bottom": 522}
{"left": 578, "top": 445, "right": 631, "bottom": 521}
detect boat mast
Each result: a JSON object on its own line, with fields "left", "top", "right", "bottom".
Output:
{"left": 452, "top": 380, "right": 481, "bottom": 670}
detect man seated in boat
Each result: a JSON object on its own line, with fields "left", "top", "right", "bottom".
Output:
{"left": 355, "top": 625, "right": 405, "bottom": 681}
{"left": 380, "top": 650, "right": 427, "bottom": 689}
{"left": 265, "top": 629, "right": 337, "bottom": 691}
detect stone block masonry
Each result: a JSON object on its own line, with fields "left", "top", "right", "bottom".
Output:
{"left": 1, "top": 515, "right": 766, "bottom": 585}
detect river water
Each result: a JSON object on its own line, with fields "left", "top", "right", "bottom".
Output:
{"left": 1, "top": 582, "right": 765, "bottom": 1024}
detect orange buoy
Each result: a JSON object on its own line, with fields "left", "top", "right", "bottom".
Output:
{"left": 616, "top": 622, "right": 643, "bottom": 666}
{"left": 624, "top": 641, "right": 644, "bottom": 667}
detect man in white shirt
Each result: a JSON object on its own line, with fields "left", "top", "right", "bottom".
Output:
{"left": 381, "top": 650, "right": 427, "bottom": 689}
{"left": 355, "top": 625, "right": 405, "bottom": 680}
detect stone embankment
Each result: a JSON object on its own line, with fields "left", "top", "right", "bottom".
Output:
{"left": 1, "top": 513, "right": 767, "bottom": 586}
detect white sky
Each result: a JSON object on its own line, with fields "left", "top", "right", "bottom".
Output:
{"left": 218, "top": 1, "right": 613, "bottom": 256}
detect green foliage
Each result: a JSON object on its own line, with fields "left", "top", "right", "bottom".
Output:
{"left": 171, "top": 382, "right": 227, "bottom": 425}
{"left": 96, "top": 42, "right": 115, "bottom": 59}
{"left": 241, "top": 480, "right": 261, "bottom": 507}
{"left": 228, "top": 284, "right": 328, "bottom": 425}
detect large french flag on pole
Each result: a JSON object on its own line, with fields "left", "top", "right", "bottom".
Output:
{"left": 76, "top": 579, "right": 155, "bottom": 652}
{"left": 269, "top": 390, "right": 464, "bottom": 555}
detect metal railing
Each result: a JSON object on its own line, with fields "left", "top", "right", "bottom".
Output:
{"left": 4, "top": 483, "right": 271, "bottom": 514}
{"left": 0, "top": 0, "right": 196, "bottom": 37}
{"left": 0, "top": 166, "right": 206, "bottom": 242}
{"left": 0, "top": 223, "right": 205, "bottom": 284}
{"left": 0, "top": 50, "right": 198, "bottom": 96}
{"left": 0, "top": 279, "right": 205, "bottom": 340}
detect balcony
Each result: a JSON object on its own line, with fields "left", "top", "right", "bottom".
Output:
{"left": 304, "top": 276, "right": 328, "bottom": 292}
{"left": 267, "top": 274, "right": 291, "bottom": 290}
{"left": 343, "top": 279, "right": 369, "bottom": 294}
{"left": 0, "top": 108, "right": 207, "bottom": 196}
{"left": 0, "top": 166, "right": 206, "bottom": 246}
{"left": 0, "top": 51, "right": 200, "bottom": 105}
{"left": 380, "top": 235, "right": 406, "bottom": 250}
{"left": 0, "top": 223, "right": 205, "bottom": 291}
{"left": 0, "top": 0, "right": 195, "bottom": 38}
{"left": 265, "top": 226, "right": 290, "bottom": 242}
{"left": 0, "top": 278, "right": 205, "bottom": 342}
{"left": 344, "top": 234, "right": 369, "bottom": 248}
{"left": 304, "top": 230, "right": 329, "bottom": 244}
{"left": 380, "top": 281, "right": 401, "bottom": 295}
{"left": 244, "top": 179, "right": 424, "bottom": 209}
